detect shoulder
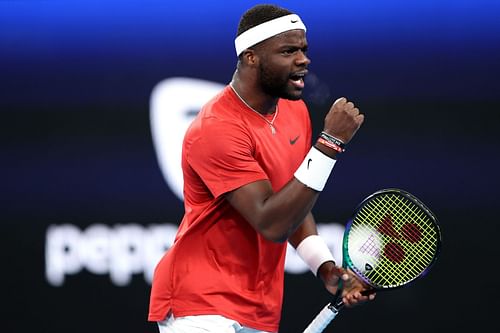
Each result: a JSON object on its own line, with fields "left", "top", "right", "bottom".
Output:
{"left": 186, "top": 88, "right": 252, "bottom": 147}
{"left": 196, "top": 87, "right": 241, "bottom": 123}
{"left": 189, "top": 86, "right": 249, "bottom": 134}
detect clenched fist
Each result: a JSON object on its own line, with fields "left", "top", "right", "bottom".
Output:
{"left": 323, "top": 97, "right": 364, "bottom": 145}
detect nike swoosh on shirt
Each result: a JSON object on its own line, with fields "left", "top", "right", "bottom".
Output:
{"left": 289, "top": 135, "right": 300, "bottom": 145}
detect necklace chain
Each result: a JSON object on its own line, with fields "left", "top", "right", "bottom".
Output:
{"left": 229, "top": 83, "right": 278, "bottom": 134}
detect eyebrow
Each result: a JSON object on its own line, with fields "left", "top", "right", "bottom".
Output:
{"left": 279, "top": 43, "right": 308, "bottom": 51}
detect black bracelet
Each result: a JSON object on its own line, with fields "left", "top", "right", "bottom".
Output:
{"left": 319, "top": 132, "right": 346, "bottom": 151}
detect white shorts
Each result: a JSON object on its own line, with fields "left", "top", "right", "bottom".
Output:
{"left": 157, "top": 313, "right": 274, "bottom": 333}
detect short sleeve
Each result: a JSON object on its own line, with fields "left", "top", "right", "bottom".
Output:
{"left": 186, "top": 117, "right": 268, "bottom": 198}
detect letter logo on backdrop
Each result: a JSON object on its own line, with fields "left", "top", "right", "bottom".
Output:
{"left": 45, "top": 223, "right": 343, "bottom": 286}
{"left": 45, "top": 224, "right": 179, "bottom": 286}
{"left": 150, "top": 77, "right": 224, "bottom": 200}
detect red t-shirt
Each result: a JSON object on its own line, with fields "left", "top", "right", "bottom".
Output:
{"left": 148, "top": 86, "right": 312, "bottom": 332}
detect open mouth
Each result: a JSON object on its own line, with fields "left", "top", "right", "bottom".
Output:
{"left": 289, "top": 71, "right": 307, "bottom": 89}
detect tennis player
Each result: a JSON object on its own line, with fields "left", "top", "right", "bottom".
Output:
{"left": 148, "top": 4, "right": 375, "bottom": 333}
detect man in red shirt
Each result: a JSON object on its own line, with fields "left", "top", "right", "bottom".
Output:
{"left": 149, "top": 4, "right": 374, "bottom": 332}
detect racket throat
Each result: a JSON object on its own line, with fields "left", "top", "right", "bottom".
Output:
{"left": 330, "top": 287, "right": 345, "bottom": 312}
{"left": 331, "top": 297, "right": 344, "bottom": 311}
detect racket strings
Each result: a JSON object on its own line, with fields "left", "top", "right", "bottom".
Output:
{"left": 373, "top": 196, "right": 435, "bottom": 283}
{"left": 367, "top": 195, "right": 435, "bottom": 285}
{"left": 358, "top": 233, "right": 380, "bottom": 257}
{"left": 350, "top": 193, "right": 439, "bottom": 288}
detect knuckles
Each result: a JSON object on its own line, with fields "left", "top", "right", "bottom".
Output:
{"left": 324, "top": 97, "right": 364, "bottom": 142}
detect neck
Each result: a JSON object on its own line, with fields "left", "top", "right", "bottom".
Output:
{"left": 230, "top": 73, "right": 278, "bottom": 115}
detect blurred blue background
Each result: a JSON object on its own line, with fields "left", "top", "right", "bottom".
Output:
{"left": 1, "top": 1, "right": 499, "bottom": 332}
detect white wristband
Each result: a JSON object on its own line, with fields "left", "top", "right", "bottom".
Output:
{"left": 294, "top": 147, "right": 336, "bottom": 191}
{"left": 296, "top": 235, "right": 335, "bottom": 276}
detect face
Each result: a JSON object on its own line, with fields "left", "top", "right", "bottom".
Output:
{"left": 254, "top": 30, "right": 310, "bottom": 100}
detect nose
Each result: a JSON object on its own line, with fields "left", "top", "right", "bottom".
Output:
{"left": 296, "top": 50, "right": 310, "bottom": 66}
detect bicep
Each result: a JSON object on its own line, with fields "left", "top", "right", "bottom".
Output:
{"left": 224, "top": 179, "right": 275, "bottom": 231}
{"left": 224, "top": 177, "right": 317, "bottom": 242}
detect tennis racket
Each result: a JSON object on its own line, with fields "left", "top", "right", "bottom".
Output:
{"left": 303, "top": 188, "right": 441, "bottom": 333}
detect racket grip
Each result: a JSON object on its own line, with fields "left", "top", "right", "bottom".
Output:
{"left": 303, "top": 303, "right": 339, "bottom": 333}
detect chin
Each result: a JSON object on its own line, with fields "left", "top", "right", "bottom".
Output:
{"left": 282, "top": 90, "right": 303, "bottom": 101}
{"left": 266, "top": 84, "right": 303, "bottom": 100}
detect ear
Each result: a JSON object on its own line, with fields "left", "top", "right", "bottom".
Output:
{"left": 240, "top": 49, "right": 259, "bottom": 67}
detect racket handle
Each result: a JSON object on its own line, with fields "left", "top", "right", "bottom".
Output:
{"left": 303, "top": 303, "right": 339, "bottom": 333}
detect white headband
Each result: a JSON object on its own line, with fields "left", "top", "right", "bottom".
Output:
{"left": 234, "top": 14, "right": 307, "bottom": 56}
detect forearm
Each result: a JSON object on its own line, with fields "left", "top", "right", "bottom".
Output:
{"left": 226, "top": 177, "right": 320, "bottom": 242}
{"left": 226, "top": 147, "right": 339, "bottom": 243}
{"left": 256, "top": 180, "right": 321, "bottom": 242}
{"left": 290, "top": 213, "right": 336, "bottom": 276}
{"left": 288, "top": 212, "right": 318, "bottom": 248}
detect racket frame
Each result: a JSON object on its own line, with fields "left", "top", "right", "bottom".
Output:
{"left": 303, "top": 188, "right": 442, "bottom": 333}
{"left": 342, "top": 188, "right": 442, "bottom": 290}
